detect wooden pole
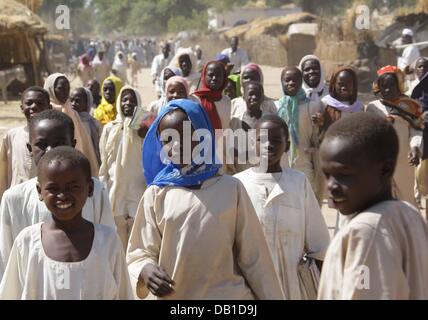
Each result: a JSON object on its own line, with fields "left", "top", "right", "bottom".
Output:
{"left": 25, "top": 32, "right": 40, "bottom": 85}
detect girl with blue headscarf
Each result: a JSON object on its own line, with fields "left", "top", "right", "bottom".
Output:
{"left": 127, "top": 99, "right": 284, "bottom": 300}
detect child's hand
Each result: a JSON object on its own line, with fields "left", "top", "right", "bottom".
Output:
{"left": 408, "top": 147, "right": 421, "bottom": 167}
{"left": 311, "top": 112, "right": 324, "bottom": 127}
{"left": 140, "top": 263, "right": 175, "bottom": 297}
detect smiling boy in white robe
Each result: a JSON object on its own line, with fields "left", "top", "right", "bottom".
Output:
{"left": 235, "top": 115, "right": 330, "bottom": 299}
{"left": 0, "top": 110, "right": 114, "bottom": 281}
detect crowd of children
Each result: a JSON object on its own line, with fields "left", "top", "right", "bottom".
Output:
{"left": 0, "top": 38, "right": 428, "bottom": 300}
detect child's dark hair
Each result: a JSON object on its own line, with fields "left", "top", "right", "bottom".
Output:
{"left": 329, "top": 67, "right": 358, "bottom": 104}
{"left": 323, "top": 112, "right": 399, "bottom": 165}
{"left": 21, "top": 86, "right": 50, "bottom": 104}
{"left": 37, "top": 146, "right": 91, "bottom": 182}
{"left": 256, "top": 114, "right": 289, "bottom": 139}
{"left": 29, "top": 110, "right": 75, "bottom": 141}
{"left": 281, "top": 66, "right": 302, "bottom": 80}
{"left": 243, "top": 81, "right": 264, "bottom": 95}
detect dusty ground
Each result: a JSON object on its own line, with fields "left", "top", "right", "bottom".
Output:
{"left": 1, "top": 66, "right": 374, "bottom": 236}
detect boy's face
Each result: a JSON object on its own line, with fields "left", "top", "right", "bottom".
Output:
{"left": 244, "top": 84, "right": 264, "bottom": 112}
{"left": 179, "top": 55, "right": 192, "bottom": 77}
{"left": 205, "top": 63, "right": 225, "bottom": 91}
{"left": 256, "top": 121, "right": 289, "bottom": 170}
{"left": 87, "top": 80, "right": 100, "bottom": 97}
{"left": 103, "top": 80, "right": 116, "bottom": 104}
{"left": 231, "top": 37, "right": 238, "bottom": 52}
{"left": 302, "top": 59, "right": 321, "bottom": 88}
{"left": 224, "top": 79, "right": 237, "bottom": 100}
{"left": 163, "top": 68, "right": 175, "bottom": 87}
{"left": 21, "top": 91, "right": 51, "bottom": 122}
{"left": 320, "top": 137, "right": 389, "bottom": 215}
{"left": 241, "top": 68, "right": 261, "bottom": 85}
{"left": 121, "top": 90, "right": 138, "bottom": 117}
{"left": 166, "top": 82, "right": 187, "bottom": 102}
{"left": 415, "top": 58, "right": 428, "bottom": 80}
{"left": 28, "top": 119, "right": 76, "bottom": 166}
{"left": 70, "top": 89, "right": 88, "bottom": 113}
{"left": 37, "top": 161, "right": 93, "bottom": 222}
{"left": 162, "top": 46, "right": 170, "bottom": 58}
{"left": 282, "top": 69, "right": 302, "bottom": 96}
{"left": 54, "top": 77, "right": 70, "bottom": 104}
{"left": 379, "top": 74, "right": 400, "bottom": 101}
{"left": 335, "top": 71, "right": 354, "bottom": 102}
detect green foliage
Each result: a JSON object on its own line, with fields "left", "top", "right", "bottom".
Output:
{"left": 91, "top": 0, "right": 251, "bottom": 35}
{"left": 168, "top": 10, "right": 208, "bottom": 33}
{"left": 40, "top": 0, "right": 85, "bottom": 11}
{"left": 84, "top": 0, "right": 422, "bottom": 35}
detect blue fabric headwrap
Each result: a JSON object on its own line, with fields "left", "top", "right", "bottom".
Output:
{"left": 142, "top": 99, "right": 221, "bottom": 187}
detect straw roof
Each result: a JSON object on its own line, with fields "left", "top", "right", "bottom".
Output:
{"left": 0, "top": 0, "right": 47, "bottom": 36}
{"left": 224, "top": 12, "right": 317, "bottom": 40}
{"left": 15, "top": 0, "right": 43, "bottom": 12}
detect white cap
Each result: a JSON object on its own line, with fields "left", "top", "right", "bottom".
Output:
{"left": 402, "top": 28, "right": 414, "bottom": 37}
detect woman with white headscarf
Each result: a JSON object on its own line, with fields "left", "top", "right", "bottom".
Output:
{"left": 99, "top": 86, "right": 146, "bottom": 250}
{"left": 169, "top": 47, "right": 200, "bottom": 93}
{"left": 112, "top": 51, "right": 129, "bottom": 85}
{"left": 44, "top": 73, "right": 100, "bottom": 177}
{"left": 292, "top": 55, "right": 328, "bottom": 204}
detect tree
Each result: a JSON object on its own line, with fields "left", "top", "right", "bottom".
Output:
{"left": 91, "top": 0, "right": 242, "bottom": 35}
{"left": 40, "top": 0, "right": 85, "bottom": 12}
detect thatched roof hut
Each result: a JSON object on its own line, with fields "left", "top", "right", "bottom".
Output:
{"left": 15, "top": 0, "right": 43, "bottom": 12}
{"left": 0, "top": 0, "right": 48, "bottom": 85}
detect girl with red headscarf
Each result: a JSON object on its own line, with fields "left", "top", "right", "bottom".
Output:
{"left": 191, "top": 61, "right": 231, "bottom": 130}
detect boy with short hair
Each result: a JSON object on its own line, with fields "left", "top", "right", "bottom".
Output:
{"left": 318, "top": 112, "right": 428, "bottom": 299}
{"left": 0, "top": 147, "right": 131, "bottom": 300}
{"left": 0, "top": 87, "right": 52, "bottom": 199}
{"left": 0, "top": 110, "right": 114, "bottom": 281}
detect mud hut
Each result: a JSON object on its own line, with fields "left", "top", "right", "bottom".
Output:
{"left": 223, "top": 12, "right": 318, "bottom": 67}
{"left": 0, "top": 0, "right": 48, "bottom": 86}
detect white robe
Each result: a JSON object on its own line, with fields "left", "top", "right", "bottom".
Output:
{"left": 221, "top": 48, "right": 249, "bottom": 74}
{"left": 98, "top": 120, "right": 146, "bottom": 219}
{"left": 0, "top": 223, "right": 133, "bottom": 300}
{"left": 0, "top": 126, "right": 35, "bottom": 201}
{"left": 234, "top": 168, "right": 330, "bottom": 299}
{"left": 230, "top": 97, "right": 277, "bottom": 130}
{"left": 0, "top": 177, "right": 115, "bottom": 281}
{"left": 318, "top": 200, "right": 428, "bottom": 300}
{"left": 151, "top": 54, "right": 171, "bottom": 96}
{"left": 398, "top": 45, "right": 420, "bottom": 71}
{"left": 127, "top": 175, "right": 285, "bottom": 300}
{"left": 226, "top": 97, "right": 277, "bottom": 174}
